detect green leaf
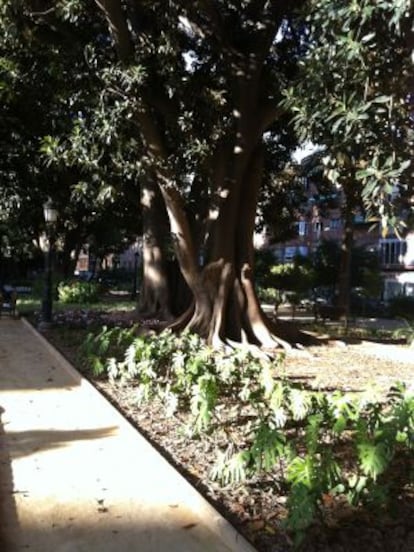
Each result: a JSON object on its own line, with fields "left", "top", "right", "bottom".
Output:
{"left": 372, "top": 95, "right": 391, "bottom": 103}
{"left": 285, "top": 483, "right": 317, "bottom": 534}
{"left": 250, "top": 424, "right": 286, "bottom": 472}
{"left": 287, "top": 456, "right": 315, "bottom": 488}
{"left": 357, "top": 441, "right": 390, "bottom": 480}
{"left": 289, "top": 389, "right": 311, "bottom": 421}
{"left": 212, "top": 450, "right": 251, "bottom": 485}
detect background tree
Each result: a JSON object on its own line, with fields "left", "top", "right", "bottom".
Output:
{"left": 0, "top": 2, "right": 139, "bottom": 279}
{"left": 282, "top": 0, "right": 413, "bottom": 319}
{"left": 313, "top": 240, "right": 383, "bottom": 307}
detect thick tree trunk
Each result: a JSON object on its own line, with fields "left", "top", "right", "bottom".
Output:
{"left": 60, "top": 247, "right": 78, "bottom": 280}
{"left": 95, "top": 0, "right": 315, "bottom": 349}
{"left": 166, "top": 145, "right": 313, "bottom": 349}
{"left": 137, "top": 176, "right": 172, "bottom": 320}
{"left": 61, "top": 231, "right": 83, "bottom": 279}
{"left": 337, "top": 215, "right": 353, "bottom": 321}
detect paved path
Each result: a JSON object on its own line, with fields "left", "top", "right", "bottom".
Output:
{"left": 0, "top": 318, "right": 255, "bottom": 552}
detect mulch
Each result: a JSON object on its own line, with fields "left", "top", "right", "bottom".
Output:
{"left": 46, "top": 316, "right": 414, "bottom": 552}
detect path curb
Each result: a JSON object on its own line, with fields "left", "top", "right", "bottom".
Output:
{"left": 21, "top": 317, "right": 257, "bottom": 552}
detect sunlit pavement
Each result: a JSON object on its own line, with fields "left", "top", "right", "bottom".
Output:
{"left": 0, "top": 318, "right": 256, "bottom": 552}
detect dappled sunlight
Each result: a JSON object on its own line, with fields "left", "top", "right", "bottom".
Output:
{"left": 146, "top": 265, "right": 164, "bottom": 286}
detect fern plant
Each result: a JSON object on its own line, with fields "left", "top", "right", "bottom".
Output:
{"left": 77, "top": 325, "right": 137, "bottom": 375}
{"left": 212, "top": 378, "right": 414, "bottom": 541}
{"left": 79, "top": 326, "right": 414, "bottom": 545}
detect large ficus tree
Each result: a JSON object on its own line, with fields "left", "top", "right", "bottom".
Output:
{"left": 93, "top": 0, "right": 412, "bottom": 345}
{"left": 4, "top": 0, "right": 411, "bottom": 348}
{"left": 87, "top": 0, "right": 309, "bottom": 348}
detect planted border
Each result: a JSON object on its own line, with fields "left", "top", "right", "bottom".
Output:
{"left": 79, "top": 327, "right": 414, "bottom": 546}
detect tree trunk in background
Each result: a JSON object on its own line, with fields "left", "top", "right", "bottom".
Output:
{"left": 137, "top": 176, "right": 172, "bottom": 320}
{"left": 60, "top": 231, "right": 83, "bottom": 279}
{"left": 337, "top": 179, "right": 358, "bottom": 325}
{"left": 60, "top": 248, "right": 78, "bottom": 280}
{"left": 337, "top": 215, "right": 353, "bottom": 323}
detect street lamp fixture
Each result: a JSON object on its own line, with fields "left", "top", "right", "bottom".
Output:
{"left": 43, "top": 198, "right": 58, "bottom": 225}
{"left": 39, "top": 198, "right": 58, "bottom": 330}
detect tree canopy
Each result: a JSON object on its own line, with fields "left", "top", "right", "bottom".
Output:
{"left": 0, "top": 1, "right": 139, "bottom": 274}
{"left": 0, "top": 0, "right": 412, "bottom": 346}
{"left": 283, "top": 0, "right": 412, "bottom": 230}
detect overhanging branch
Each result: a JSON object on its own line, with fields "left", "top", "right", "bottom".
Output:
{"left": 95, "top": 0, "right": 134, "bottom": 62}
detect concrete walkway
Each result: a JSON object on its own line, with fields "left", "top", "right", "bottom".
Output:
{"left": 0, "top": 318, "right": 256, "bottom": 552}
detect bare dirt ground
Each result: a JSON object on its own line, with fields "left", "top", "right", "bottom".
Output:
{"left": 46, "top": 317, "right": 414, "bottom": 552}
{"left": 282, "top": 340, "right": 414, "bottom": 393}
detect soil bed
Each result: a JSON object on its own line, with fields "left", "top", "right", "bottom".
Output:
{"left": 45, "top": 312, "right": 414, "bottom": 552}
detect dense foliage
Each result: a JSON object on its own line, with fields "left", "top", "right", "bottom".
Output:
{"left": 283, "top": 0, "right": 412, "bottom": 230}
{"left": 57, "top": 279, "right": 101, "bottom": 304}
{"left": 2, "top": 0, "right": 411, "bottom": 342}
{"left": 79, "top": 327, "right": 414, "bottom": 544}
{"left": 0, "top": 2, "right": 139, "bottom": 274}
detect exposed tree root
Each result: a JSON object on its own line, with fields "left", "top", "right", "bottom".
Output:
{"left": 226, "top": 339, "right": 274, "bottom": 361}
{"left": 159, "top": 261, "right": 320, "bottom": 352}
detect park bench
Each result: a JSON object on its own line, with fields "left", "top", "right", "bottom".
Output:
{"left": 0, "top": 290, "right": 17, "bottom": 318}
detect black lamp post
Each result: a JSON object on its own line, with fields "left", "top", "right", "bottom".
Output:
{"left": 131, "top": 242, "right": 140, "bottom": 300}
{"left": 39, "top": 198, "right": 58, "bottom": 329}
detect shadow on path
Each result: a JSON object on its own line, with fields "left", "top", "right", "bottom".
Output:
{"left": 0, "top": 405, "right": 19, "bottom": 551}
{"left": 6, "top": 426, "right": 118, "bottom": 461}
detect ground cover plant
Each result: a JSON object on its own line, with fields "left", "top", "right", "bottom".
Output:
{"left": 57, "top": 280, "right": 102, "bottom": 304}
{"left": 17, "top": 294, "right": 135, "bottom": 320}
{"left": 61, "top": 324, "right": 414, "bottom": 550}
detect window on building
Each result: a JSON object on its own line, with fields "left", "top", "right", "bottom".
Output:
{"left": 380, "top": 239, "right": 407, "bottom": 266}
{"left": 330, "top": 218, "right": 341, "bottom": 230}
{"left": 384, "top": 280, "right": 403, "bottom": 300}
{"left": 313, "top": 221, "right": 323, "bottom": 234}
{"left": 298, "top": 221, "right": 308, "bottom": 236}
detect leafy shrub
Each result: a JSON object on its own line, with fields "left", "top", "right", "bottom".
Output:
{"left": 393, "top": 320, "right": 414, "bottom": 346}
{"left": 213, "top": 382, "right": 414, "bottom": 544}
{"left": 257, "top": 287, "right": 284, "bottom": 305}
{"left": 270, "top": 258, "right": 316, "bottom": 295}
{"left": 58, "top": 280, "right": 101, "bottom": 304}
{"left": 77, "top": 325, "right": 138, "bottom": 375}
{"left": 79, "top": 328, "right": 414, "bottom": 544}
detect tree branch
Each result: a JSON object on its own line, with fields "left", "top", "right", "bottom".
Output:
{"left": 132, "top": 103, "right": 200, "bottom": 287}
{"left": 182, "top": 0, "right": 233, "bottom": 52}
{"left": 259, "top": 103, "right": 286, "bottom": 133}
{"left": 94, "top": 0, "right": 134, "bottom": 62}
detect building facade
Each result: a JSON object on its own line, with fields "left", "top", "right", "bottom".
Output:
{"left": 264, "top": 175, "right": 414, "bottom": 300}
